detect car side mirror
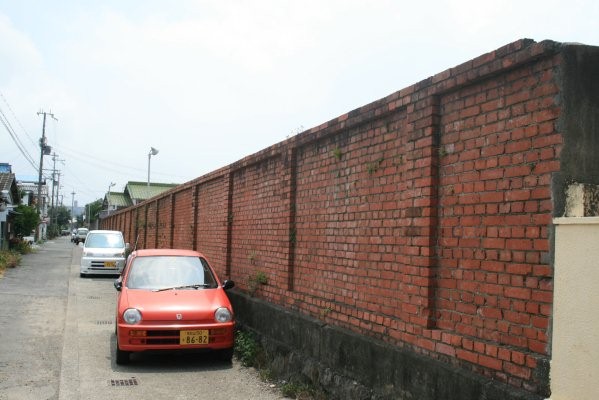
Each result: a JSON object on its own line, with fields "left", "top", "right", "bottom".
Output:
{"left": 222, "top": 280, "right": 235, "bottom": 290}
{"left": 114, "top": 279, "right": 122, "bottom": 291}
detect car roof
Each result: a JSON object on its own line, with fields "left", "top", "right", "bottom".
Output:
{"left": 133, "top": 248, "right": 205, "bottom": 258}
{"left": 88, "top": 230, "right": 122, "bottom": 235}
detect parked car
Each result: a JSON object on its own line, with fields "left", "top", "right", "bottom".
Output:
{"left": 22, "top": 235, "right": 34, "bottom": 245}
{"left": 80, "top": 230, "right": 128, "bottom": 277}
{"left": 73, "top": 228, "right": 89, "bottom": 245}
{"left": 113, "top": 248, "right": 235, "bottom": 364}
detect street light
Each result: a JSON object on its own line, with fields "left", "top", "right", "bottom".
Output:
{"left": 107, "top": 182, "right": 115, "bottom": 214}
{"left": 147, "top": 147, "right": 159, "bottom": 186}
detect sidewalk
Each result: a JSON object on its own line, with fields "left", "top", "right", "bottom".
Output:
{"left": 0, "top": 237, "right": 75, "bottom": 400}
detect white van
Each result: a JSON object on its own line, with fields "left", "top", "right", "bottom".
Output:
{"left": 80, "top": 230, "right": 129, "bottom": 277}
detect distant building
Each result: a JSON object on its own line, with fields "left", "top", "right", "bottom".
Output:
{"left": 124, "top": 181, "right": 179, "bottom": 206}
{"left": 99, "top": 181, "right": 179, "bottom": 219}
{"left": 0, "top": 167, "right": 21, "bottom": 249}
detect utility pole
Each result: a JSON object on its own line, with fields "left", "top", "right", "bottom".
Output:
{"left": 49, "top": 153, "right": 64, "bottom": 227}
{"left": 50, "top": 153, "right": 57, "bottom": 225}
{"left": 55, "top": 171, "right": 61, "bottom": 222}
{"left": 71, "top": 190, "right": 76, "bottom": 230}
{"left": 36, "top": 110, "right": 57, "bottom": 241}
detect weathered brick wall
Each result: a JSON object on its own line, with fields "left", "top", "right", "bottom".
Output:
{"left": 172, "top": 188, "right": 193, "bottom": 249}
{"left": 434, "top": 59, "right": 559, "bottom": 387}
{"left": 102, "top": 39, "right": 599, "bottom": 398}
{"left": 156, "top": 195, "right": 171, "bottom": 248}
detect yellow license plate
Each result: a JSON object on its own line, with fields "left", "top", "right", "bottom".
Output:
{"left": 180, "top": 330, "right": 209, "bottom": 345}
{"left": 104, "top": 261, "right": 116, "bottom": 268}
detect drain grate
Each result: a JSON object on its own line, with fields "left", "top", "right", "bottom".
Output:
{"left": 87, "top": 296, "right": 101, "bottom": 300}
{"left": 109, "top": 377, "right": 138, "bottom": 387}
{"left": 96, "top": 320, "right": 112, "bottom": 325}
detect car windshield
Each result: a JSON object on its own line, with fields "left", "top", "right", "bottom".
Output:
{"left": 126, "top": 256, "right": 218, "bottom": 291}
{"left": 85, "top": 232, "right": 123, "bottom": 248}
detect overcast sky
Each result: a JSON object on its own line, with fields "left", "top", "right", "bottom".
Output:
{"left": 1, "top": 0, "right": 598, "bottom": 207}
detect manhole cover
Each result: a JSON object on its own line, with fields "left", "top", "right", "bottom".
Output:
{"left": 109, "top": 377, "right": 139, "bottom": 387}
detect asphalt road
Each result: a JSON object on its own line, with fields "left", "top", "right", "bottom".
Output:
{"left": 0, "top": 237, "right": 283, "bottom": 400}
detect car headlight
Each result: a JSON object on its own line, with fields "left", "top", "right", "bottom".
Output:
{"left": 123, "top": 308, "right": 142, "bottom": 324}
{"left": 215, "top": 307, "right": 232, "bottom": 323}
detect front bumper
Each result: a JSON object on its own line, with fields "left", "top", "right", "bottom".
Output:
{"left": 116, "top": 322, "right": 235, "bottom": 352}
{"left": 80, "top": 256, "right": 125, "bottom": 275}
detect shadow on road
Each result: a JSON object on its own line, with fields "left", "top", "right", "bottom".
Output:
{"left": 108, "top": 334, "right": 234, "bottom": 374}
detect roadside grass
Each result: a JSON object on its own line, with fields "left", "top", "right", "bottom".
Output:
{"left": 0, "top": 240, "right": 33, "bottom": 278}
{"left": 0, "top": 250, "right": 22, "bottom": 278}
{"left": 234, "top": 329, "right": 327, "bottom": 400}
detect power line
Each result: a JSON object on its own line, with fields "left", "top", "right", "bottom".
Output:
{"left": 0, "top": 106, "right": 38, "bottom": 170}
{"left": 53, "top": 143, "right": 191, "bottom": 181}
{"left": 0, "top": 90, "right": 37, "bottom": 148}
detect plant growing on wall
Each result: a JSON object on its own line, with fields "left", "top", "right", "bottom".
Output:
{"left": 367, "top": 157, "right": 384, "bottom": 174}
{"left": 332, "top": 147, "right": 343, "bottom": 160}
{"left": 248, "top": 250, "right": 257, "bottom": 265}
{"left": 289, "top": 228, "right": 296, "bottom": 244}
{"left": 438, "top": 146, "right": 448, "bottom": 157}
{"left": 248, "top": 271, "right": 268, "bottom": 296}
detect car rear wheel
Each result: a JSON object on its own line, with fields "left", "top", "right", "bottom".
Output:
{"left": 115, "top": 336, "right": 130, "bottom": 365}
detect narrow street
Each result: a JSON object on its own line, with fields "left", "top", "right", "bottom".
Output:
{"left": 0, "top": 237, "right": 282, "bottom": 400}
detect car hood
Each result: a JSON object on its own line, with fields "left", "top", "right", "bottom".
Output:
{"left": 120, "top": 288, "right": 232, "bottom": 322}
{"left": 83, "top": 247, "right": 125, "bottom": 256}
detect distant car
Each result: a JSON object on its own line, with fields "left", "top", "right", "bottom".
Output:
{"left": 73, "top": 228, "right": 89, "bottom": 245}
{"left": 80, "top": 230, "right": 128, "bottom": 277}
{"left": 113, "top": 248, "right": 235, "bottom": 364}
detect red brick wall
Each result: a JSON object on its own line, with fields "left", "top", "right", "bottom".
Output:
{"left": 196, "top": 176, "right": 227, "bottom": 276}
{"left": 156, "top": 195, "right": 171, "bottom": 248}
{"left": 101, "top": 39, "right": 596, "bottom": 395}
{"left": 172, "top": 188, "right": 193, "bottom": 250}
{"left": 431, "top": 58, "right": 561, "bottom": 388}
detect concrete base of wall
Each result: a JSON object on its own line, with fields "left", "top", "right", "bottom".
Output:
{"left": 229, "top": 291, "right": 543, "bottom": 400}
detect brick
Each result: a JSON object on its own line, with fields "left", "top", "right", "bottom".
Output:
{"left": 456, "top": 349, "right": 479, "bottom": 364}
{"left": 504, "top": 287, "right": 532, "bottom": 300}
{"left": 479, "top": 354, "right": 503, "bottom": 370}
{"left": 504, "top": 362, "right": 531, "bottom": 380}
{"left": 436, "top": 342, "right": 456, "bottom": 357}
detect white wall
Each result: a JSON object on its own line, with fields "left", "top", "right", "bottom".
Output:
{"left": 551, "top": 217, "right": 599, "bottom": 399}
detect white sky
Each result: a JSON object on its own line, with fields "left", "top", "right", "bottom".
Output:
{"left": 0, "top": 0, "right": 598, "bottom": 206}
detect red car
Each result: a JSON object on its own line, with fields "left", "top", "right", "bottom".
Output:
{"left": 113, "top": 248, "right": 235, "bottom": 364}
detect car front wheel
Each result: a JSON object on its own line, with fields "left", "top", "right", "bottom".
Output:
{"left": 115, "top": 336, "right": 130, "bottom": 365}
{"left": 216, "top": 348, "right": 233, "bottom": 363}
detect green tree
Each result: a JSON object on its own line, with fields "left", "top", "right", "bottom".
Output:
{"left": 13, "top": 204, "right": 39, "bottom": 237}
{"left": 84, "top": 199, "right": 103, "bottom": 226}
{"left": 55, "top": 206, "right": 71, "bottom": 227}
